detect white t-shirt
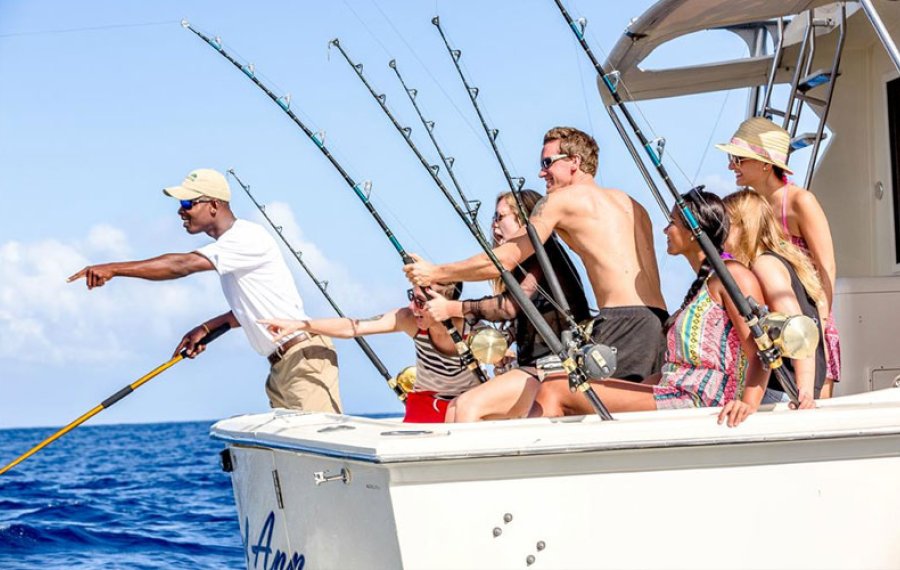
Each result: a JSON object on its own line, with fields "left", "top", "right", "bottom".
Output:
{"left": 196, "top": 219, "right": 308, "bottom": 357}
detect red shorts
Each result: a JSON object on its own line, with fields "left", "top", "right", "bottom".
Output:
{"left": 403, "top": 391, "right": 452, "bottom": 423}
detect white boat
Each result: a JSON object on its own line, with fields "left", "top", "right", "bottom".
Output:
{"left": 211, "top": 1, "right": 900, "bottom": 568}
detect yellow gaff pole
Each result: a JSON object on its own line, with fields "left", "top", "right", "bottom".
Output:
{"left": 0, "top": 323, "right": 229, "bottom": 476}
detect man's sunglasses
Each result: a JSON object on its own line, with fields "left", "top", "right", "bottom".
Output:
{"left": 540, "top": 153, "right": 569, "bottom": 170}
{"left": 179, "top": 198, "right": 216, "bottom": 210}
{"left": 407, "top": 288, "right": 427, "bottom": 309}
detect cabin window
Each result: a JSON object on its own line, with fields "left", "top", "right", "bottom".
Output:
{"left": 889, "top": 77, "right": 900, "bottom": 265}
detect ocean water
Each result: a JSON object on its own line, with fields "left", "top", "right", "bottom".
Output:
{"left": 0, "top": 421, "right": 243, "bottom": 569}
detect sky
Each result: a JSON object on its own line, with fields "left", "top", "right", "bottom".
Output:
{"left": 0, "top": 0, "right": 781, "bottom": 429}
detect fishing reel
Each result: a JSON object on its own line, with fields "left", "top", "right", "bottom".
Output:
{"left": 388, "top": 366, "right": 417, "bottom": 399}
{"left": 759, "top": 312, "right": 820, "bottom": 359}
{"left": 467, "top": 324, "right": 510, "bottom": 366}
{"left": 560, "top": 329, "right": 618, "bottom": 384}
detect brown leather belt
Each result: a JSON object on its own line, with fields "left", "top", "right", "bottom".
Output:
{"left": 267, "top": 333, "right": 309, "bottom": 365}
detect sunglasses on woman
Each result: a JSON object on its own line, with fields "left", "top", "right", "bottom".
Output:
{"left": 407, "top": 288, "right": 427, "bottom": 309}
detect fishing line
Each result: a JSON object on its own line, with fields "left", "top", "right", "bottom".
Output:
{"left": 227, "top": 169, "right": 406, "bottom": 400}
{"left": 390, "top": 57, "right": 590, "bottom": 318}
{"left": 330, "top": 38, "right": 615, "bottom": 420}
{"left": 359, "top": 0, "right": 492, "bottom": 154}
{"left": 554, "top": 0, "right": 801, "bottom": 403}
{"left": 692, "top": 89, "right": 733, "bottom": 184}
{"left": 0, "top": 20, "right": 178, "bottom": 39}
{"left": 431, "top": 18, "right": 589, "bottom": 341}
{"left": 184, "top": 21, "right": 489, "bottom": 385}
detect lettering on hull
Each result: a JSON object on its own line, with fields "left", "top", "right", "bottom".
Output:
{"left": 244, "top": 511, "right": 306, "bottom": 570}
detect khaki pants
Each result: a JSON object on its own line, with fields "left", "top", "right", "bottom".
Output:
{"left": 265, "top": 334, "right": 342, "bottom": 413}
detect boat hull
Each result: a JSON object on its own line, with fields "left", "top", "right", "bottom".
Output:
{"left": 213, "top": 388, "right": 900, "bottom": 569}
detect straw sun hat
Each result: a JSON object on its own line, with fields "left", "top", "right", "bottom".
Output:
{"left": 715, "top": 117, "right": 794, "bottom": 175}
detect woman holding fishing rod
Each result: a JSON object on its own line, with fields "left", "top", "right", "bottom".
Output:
{"left": 260, "top": 282, "right": 481, "bottom": 423}
{"left": 423, "top": 190, "right": 590, "bottom": 422}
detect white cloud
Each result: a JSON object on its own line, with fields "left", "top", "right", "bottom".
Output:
{"left": 249, "top": 202, "right": 397, "bottom": 314}
{"left": 0, "top": 230, "right": 223, "bottom": 364}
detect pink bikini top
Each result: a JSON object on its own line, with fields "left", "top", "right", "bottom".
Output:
{"left": 781, "top": 185, "right": 810, "bottom": 251}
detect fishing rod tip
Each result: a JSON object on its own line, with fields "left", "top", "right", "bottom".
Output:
{"left": 388, "top": 59, "right": 397, "bottom": 68}
{"left": 329, "top": 38, "right": 340, "bottom": 47}
{"left": 431, "top": 16, "right": 440, "bottom": 26}
{"left": 180, "top": 19, "right": 190, "bottom": 29}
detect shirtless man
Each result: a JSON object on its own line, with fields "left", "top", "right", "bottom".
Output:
{"left": 404, "top": 126, "right": 668, "bottom": 415}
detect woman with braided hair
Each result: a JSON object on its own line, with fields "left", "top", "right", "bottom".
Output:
{"left": 538, "top": 190, "right": 769, "bottom": 427}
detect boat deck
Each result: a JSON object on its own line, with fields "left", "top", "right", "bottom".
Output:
{"left": 211, "top": 386, "right": 900, "bottom": 463}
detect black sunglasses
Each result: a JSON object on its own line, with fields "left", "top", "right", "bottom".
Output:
{"left": 406, "top": 288, "right": 427, "bottom": 308}
{"left": 179, "top": 198, "right": 216, "bottom": 210}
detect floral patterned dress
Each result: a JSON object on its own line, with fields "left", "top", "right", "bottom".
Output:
{"left": 653, "top": 284, "right": 747, "bottom": 409}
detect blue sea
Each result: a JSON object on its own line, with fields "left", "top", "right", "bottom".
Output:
{"left": 0, "top": 421, "right": 243, "bottom": 568}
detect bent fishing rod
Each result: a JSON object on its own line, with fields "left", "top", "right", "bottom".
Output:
{"left": 553, "top": 0, "right": 800, "bottom": 403}
{"left": 227, "top": 169, "right": 406, "bottom": 400}
{"left": 432, "top": 17, "right": 586, "bottom": 345}
{"left": 0, "top": 324, "right": 230, "bottom": 476}
{"left": 388, "top": 60, "right": 485, "bottom": 242}
{"left": 329, "top": 39, "right": 614, "bottom": 420}
{"left": 183, "top": 21, "right": 489, "bottom": 385}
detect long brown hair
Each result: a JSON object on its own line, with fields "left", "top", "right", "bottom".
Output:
{"left": 724, "top": 190, "right": 824, "bottom": 307}
{"left": 491, "top": 190, "right": 543, "bottom": 293}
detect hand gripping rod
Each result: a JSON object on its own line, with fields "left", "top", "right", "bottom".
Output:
{"left": 183, "top": 21, "right": 488, "bottom": 385}
{"left": 330, "top": 39, "right": 613, "bottom": 420}
{"left": 552, "top": 1, "right": 799, "bottom": 403}
{"left": 227, "top": 168, "right": 405, "bottom": 400}
{"left": 432, "top": 17, "right": 584, "bottom": 340}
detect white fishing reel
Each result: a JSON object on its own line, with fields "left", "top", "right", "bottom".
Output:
{"left": 759, "top": 312, "right": 820, "bottom": 359}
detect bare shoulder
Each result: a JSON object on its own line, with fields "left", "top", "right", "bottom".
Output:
{"left": 791, "top": 185, "right": 824, "bottom": 212}
{"left": 395, "top": 307, "right": 419, "bottom": 337}
{"left": 711, "top": 259, "right": 761, "bottom": 300}
{"left": 751, "top": 254, "right": 791, "bottom": 287}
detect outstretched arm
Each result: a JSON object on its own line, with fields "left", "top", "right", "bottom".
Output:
{"left": 260, "top": 309, "right": 407, "bottom": 342}
{"left": 68, "top": 253, "right": 214, "bottom": 289}
{"left": 404, "top": 196, "right": 559, "bottom": 286}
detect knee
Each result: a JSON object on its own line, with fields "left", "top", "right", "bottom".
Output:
{"left": 453, "top": 392, "right": 482, "bottom": 423}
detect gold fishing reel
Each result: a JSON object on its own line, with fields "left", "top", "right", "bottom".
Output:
{"left": 388, "top": 366, "right": 417, "bottom": 398}
{"left": 759, "top": 312, "right": 820, "bottom": 359}
{"left": 467, "top": 324, "right": 509, "bottom": 366}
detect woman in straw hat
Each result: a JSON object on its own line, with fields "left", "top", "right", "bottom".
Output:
{"left": 716, "top": 117, "right": 839, "bottom": 397}
{"left": 724, "top": 190, "right": 827, "bottom": 408}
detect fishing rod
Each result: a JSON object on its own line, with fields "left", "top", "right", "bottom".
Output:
{"left": 388, "top": 59, "right": 485, "bottom": 241}
{"left": 227, "top": 169, "right": 406, "bottom": 400}
{"left": 329, "top": 39, "right": 615, "bottom": 420}
{"left": 0, "top": 324, "right": 230, "bottom": 476}
{"left": 431, "top": 17, "right": 585, "bottom": 339}
{"left": 553, "top": 0, "right": 800, "bottom": 403}
{"left": 182, "top": 21, "right": 489, "bottom": 385}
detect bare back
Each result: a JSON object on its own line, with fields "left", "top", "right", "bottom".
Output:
{"left": 534, "top": 182, "right": 665, "bottom": 310}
